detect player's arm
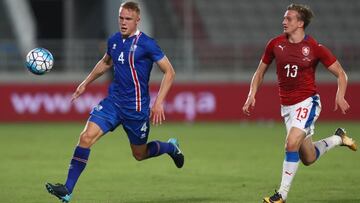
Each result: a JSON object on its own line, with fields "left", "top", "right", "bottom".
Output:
{"left": 151, "top": 56, "right": 175, "bottom": 125}
{"left": 242, "top": 60, "right": 269, "bottom": 116}
{"left": 327, "top": 60, "right": 350, "bottom": 114}
{"left": 72, "top": 53, "right": 113, "bottom": 101}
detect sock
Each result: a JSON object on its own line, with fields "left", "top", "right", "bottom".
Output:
{"left": 65, "top": 146, "right": 90, "bottom": 193}
{"left": 147, "top": 140, "right": 175, "bottom": 158}
{"left": 314, "top": 135, "right": 342, "bottom": 159}
{"left": 278, "top": 151, "right": 300, "bottom": 201}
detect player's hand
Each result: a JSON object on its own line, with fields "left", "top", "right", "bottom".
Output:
{"left": 334, "top": 96, "right": 350, "bottom": 114}
{"left": 150, "top": 102, "right": 165, "bottom": 126}
{"left": 71, "top": 84, "right": 86, "bottom": 102}
{"left": 242, "top": 96, "right": 256, "bottom": 116}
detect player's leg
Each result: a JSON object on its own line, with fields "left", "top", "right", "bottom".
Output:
{"left": 264, "top": 95, "right": 319, "bottom": 203}
{"left": 146, "top": 138, "right": 184, "bottom": 168}
{"left": 311, "top": 128, "right": 357, "bottom": 160}
{"left": 130, "top": 140, "right": 184, "bottom": 168}
{"left": 279, "top": 127, "right": 304, "bottom": 200}
{"left": 298, "top": 136, "right": 317, "bottom": 165}
{"left": 65, "top": 121, "right": 103, "bottom": 192}
{"left": 130, "top": 141, "right": 175, "bottom": 161}
{"left": 264, "top": 127, "right": 305, "bottom": 203}
{"left": 299, "top": 128, "right": 357, "bottom": 167}
{"left": 46, "top": 121, "right": 103, "bottom": 202}
{"left": 129, "top": 143, "right": 148, "bottom": 160}
{"left": 123, "top": 120, "right": 172, "bottom": 161}
{"left": 46, "top": 98, "right": 119, "bottom": 202}
{"left": 123, "top": 120, "right": 184, "bottom": 168}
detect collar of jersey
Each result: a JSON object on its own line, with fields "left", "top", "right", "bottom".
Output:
{"left": 122, "top": 30, "right": 140, "bottom": 40}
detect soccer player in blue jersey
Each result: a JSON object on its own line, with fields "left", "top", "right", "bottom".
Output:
{"left": 45, "top": 2, "right": 184, "bottom": 202}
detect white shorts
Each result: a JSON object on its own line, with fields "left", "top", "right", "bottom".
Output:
{"left": 281, "top": 94, "right": 321, "bottom": 138}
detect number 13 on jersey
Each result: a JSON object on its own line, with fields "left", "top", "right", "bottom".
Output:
{"left": 284, "top": 64, "right": 298, "bottom": 78}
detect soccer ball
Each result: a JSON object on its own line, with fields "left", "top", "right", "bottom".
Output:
{"left": 25, "top": 48, "right": 54, "bottom": 75}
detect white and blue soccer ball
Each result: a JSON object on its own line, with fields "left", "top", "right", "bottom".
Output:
{"left": 25, "top": 47, "right": 54, "bottom": 75}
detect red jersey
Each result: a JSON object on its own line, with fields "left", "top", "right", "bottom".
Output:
{"left": 261, "top": 34, "right": 337, "bottom": 105}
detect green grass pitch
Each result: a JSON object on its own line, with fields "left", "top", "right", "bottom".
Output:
{"left": 0, "top": 122, "right": 359, "bottom": 203}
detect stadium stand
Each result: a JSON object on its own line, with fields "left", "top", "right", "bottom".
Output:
{"left": 188, "top": 0, "right": 360, "bottom": 73}
{"left": 0, "top": 0, "right": 359, "bottom": 81}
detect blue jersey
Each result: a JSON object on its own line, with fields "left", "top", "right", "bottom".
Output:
{"left": 106, "top": 31, "right": 164, "bottom": 120}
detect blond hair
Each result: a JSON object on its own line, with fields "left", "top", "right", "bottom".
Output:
{"left": 287, "top": 3, "right": 314, "bottom": 28}
{"left": 120, "top": 1, "right": 140, "bottom": 15}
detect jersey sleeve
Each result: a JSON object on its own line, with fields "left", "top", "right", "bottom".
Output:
{"left": 261, "top": 39, "right": 275, "bottom": 64}
{"left": 316, "top": 44, "right": 337, "bottom": 68}
{"left": 106, "top": 38, "right": 111, "bottom": 56}
{"left": 146, "top": 39, "right": 165, "bottom": 62}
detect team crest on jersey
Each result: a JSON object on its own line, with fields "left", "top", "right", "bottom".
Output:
{"left": 94, "top": 104, "right": 103, "bottom": 111}
{"left": 112, "top": 44, "right": 117, "bottom": 49}
{"left": 302, "top": 46, "right": 310, "bottom": 56}
{"left": 130, "top": 44, "right": 137, "bottom": 52}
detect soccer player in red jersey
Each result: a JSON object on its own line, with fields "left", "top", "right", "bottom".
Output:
{"left": 242, "top": 4, "right": 357, "bottom": 203}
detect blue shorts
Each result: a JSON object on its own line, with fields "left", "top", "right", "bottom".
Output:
{"left": 88, "top": 98, "right": 150, "bottom": 145}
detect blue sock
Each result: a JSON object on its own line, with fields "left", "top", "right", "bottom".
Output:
{"left": 65, "top": 146, "right": 90, "bottom": 193}
{"left": 147, "top": 140, "right": 175, "bottom": 158}
{"left": 285, "top": 151, "right": 300, "bottom": 162}
{"left": 280, "top": 151, "right": 300, "bottom": 200}
{"left": 315, "top": 146, "right": 320, "bottom": 159}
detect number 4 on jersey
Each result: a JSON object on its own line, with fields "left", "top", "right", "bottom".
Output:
{"left": 118, "top": 52, "right": 125, "bottom": 64}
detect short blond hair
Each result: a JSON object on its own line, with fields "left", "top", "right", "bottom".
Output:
{"left": 120, "top": 1, "right": 140, "bottom": 15}
{"left": 287, "top": 3, "right": 314, "bottom": 28}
